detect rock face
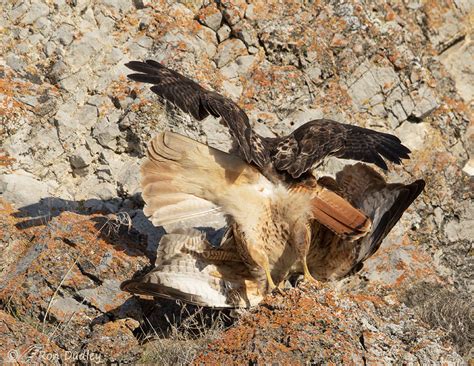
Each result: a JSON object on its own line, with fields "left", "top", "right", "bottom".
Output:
{"left": 0, "top": 0, "right": 472, "bottom": 364}
{"left": 194, "top": 287, "right": 464, "bottom": 365}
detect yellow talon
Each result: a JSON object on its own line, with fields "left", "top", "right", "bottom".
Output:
{"left": 302, "top": 258, "right": 320, "bottom": 288}
{"left": 264, "top": 264, "right": 284, "bottom": 294}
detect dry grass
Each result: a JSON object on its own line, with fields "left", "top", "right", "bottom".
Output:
{"left": 138, "top": 302, "right": 233, "bottom": 365}
{"left": 403, "top": 282, "right": 473, "bottom": 356}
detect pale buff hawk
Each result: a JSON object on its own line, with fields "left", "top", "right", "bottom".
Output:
{"left": 120, "top": 60, "right": 423, "bottom": 302}
{"left": 121, "top": 155, "right": 424, "bottom": 307}
{"left": 119, "top": 131, "right": 424, "bottom": 303}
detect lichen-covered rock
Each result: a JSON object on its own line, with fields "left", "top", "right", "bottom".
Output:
{"left": 214, "top": 38, "right": 248, "bottom": 68}
{"left": 0, "top": 201, "right": 149, "bottom": 362}
{"left": 194, "top": 287, "right": 464, "bottom": 365}
{"left": 0, "top": 0, "right": 472, "bottom": 363}
{"left": 197, "top": 4, "right": 222, "bottom": 31}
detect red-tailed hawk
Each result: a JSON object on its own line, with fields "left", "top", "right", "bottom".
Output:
{"left": 140, "top": 132, "right": 375, "bottom": 292}
{"left": 121, "top": 60, "right": 423, "bottom": 301}
{"left": 121, "top": 158, "right": 424, "bottom": 308}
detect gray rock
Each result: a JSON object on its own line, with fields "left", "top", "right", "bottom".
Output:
{"left": 221, "top": 79, "right": 243, "bottom": 99}
{"left": 201, "top": 116, "right": 233, "bottom": 152}
{"left": 232, "top": 20, "right": 258, "bottom": 47}
{"left": 445, "top": 219, "right": 474, "bottom": 242}
{"left": 36, "top": 16, "right": 52, "bottom": 36}
{"left": 78, "top": 280, "right": 124, "bottom": 312}
{"left": 433, "top": 207, "right": 444, "bottom": 228}
{"left": 55, "top": 23, "right": 75, "bottom": 46}
{"left": 439, "top": 37, "right": 474, "bottom": 102}
{"left": 44, "top": 41, "right": 59, "bottom": 57}
{"left": 220, "top": 55, "right": 256, "bottom": 79}
{"left": 395, "top": 121, "right": 429, "bottom": 151}
{"left": 96, "top": 164, "right": 113, "bottom": 181}
{"left": 245, "top": 4, "right": 257, "bottom": 21}
{"left": 248, "top": 46, "right": 258, "bottom": 54}
{"left": 349, "top": 63, "right": 400, "bottom": 114}
{"left": 78, "top": 104, "right": 99, "bottom": 128}
{"left": 159, "top": 31, "right": 202, "bottom": 58}
{"left": 22, "top": 2, "right": 50, "bottom": 25}
{"left": 462, "top": 159, "right": 474, "bottom": 176}
{"left": 348, "top": 66, "right": 382, "bottom": 111}
{"left": 136, "top": 35, "right": 153, "bottom": 49}
{"left": 5, "top": 54, "right": 26, "bottom": 72}
{"left": 15, "top": 95, "right": 39, "bottom": 108}
{"left": 70, "top": 146, "right": 93, "bottom": 169}
{"left": 27, "top": 126, "right": 67, "bottom": 166}
{"left": 96, "top": 12, "right": 116, "bottom": 32}
{"left": 102, "top": 0, "right": 133, "bottom": 12}
{"left": 116, "top": 160, "right": 141, "bottom": 195}
{"left": 8, "top": 2, "right": 29, "bottom": 22}
{"left": 411, "top": 86, "right": 438, "bottom": 119}
{"left": 428, "top": 10, "right": 465, "bottom": 52}
{"left": 217, "top": 24, "right": 231, "bottom": 42}
{"left": 55, "top": 101, "right": 98, "bottom": 142}
{"left": 48, "top": 60, "right": 68, "bottom": 83}
{"left": 48, "top": 297, "right": 90, "bottom": 322}
{"left": 279, "top": 108, "right": 324, "bottom": 133}
{"left": 215, "top": 38, "right": 247, "bottom": 68}
{"left": 453, "top": 0, "right": 474, "bottom": 12}
{"left": 73, "top": 0, "right": 92, "bottom": 12}
{"left": 85, "top": 136, "right": 102, "bottom": 156}
{"left": 195, "top": 26, "right": 218, "bottom": 58}
{"left": 28, "top": 33, "right": 45, "bottom": 46}
{"left": 400, "top": 94, "right": 415, "bottom": 117}
{"left": 0, "top": 171, "right": 57, "bottom": 207}
{"left": 305, "top": 64, "right": 322, "bottom": 82}
{"left": 198, "top": 6, "right": 222, "bottom": 31}
{"left": 93, "top": 117, "right": 121, "bottom": 150}
{"left": 67, "top": 31, "right": 110, "bottom": 72}
{"left": 220, "top": 62, "right": 239, "bottom": 79}
{"left": 252, "top": 121, "right": 277, "bottom": 138}
{"left": 385, "top": 86, "right": 412, "bottom": 127}
{"left": 223, "top": 7, "right": 242, "bottom": 26}
{"left": 76, "top": 176, "right": 116, "bottom": 202}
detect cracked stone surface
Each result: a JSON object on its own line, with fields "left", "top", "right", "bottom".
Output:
{"left": 0, "top": 0, "right": 472, "bottom": 363}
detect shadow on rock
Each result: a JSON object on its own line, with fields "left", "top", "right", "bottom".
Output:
{"left": 94, "top": 296, "right": 235, "bottom": 341}
{"left": 10, "top": 195, "right": 164, "bottom": 260}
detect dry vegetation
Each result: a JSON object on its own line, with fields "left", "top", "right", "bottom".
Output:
{"left": 138, "top": 304, "right": 234, "bottom": 365}
{"left": 403, "top": 282, "right": 474, "bottom": 357}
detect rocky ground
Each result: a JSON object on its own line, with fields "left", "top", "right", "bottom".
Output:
{"left": 0, "top": 0, "right": 472, "bottom": 364}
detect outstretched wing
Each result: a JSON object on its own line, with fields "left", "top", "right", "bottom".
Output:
{"left": 140, "top": 131, "right": 268, "bottom": 226}
{"left": 120, "top": 229, "right": 263, "bottom": 308}
{"left": 125, "top": 60, "right": 269, "bottom": 168}
{"left": 304, "top": 163, "right": 425, "bottom": 280}
{"left": 270, "top": 119, "right": 411, "bottom": 178}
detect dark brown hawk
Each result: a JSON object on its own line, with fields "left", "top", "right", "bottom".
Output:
{"left": 125, "top": 60, "right": 411, "bottom": 179}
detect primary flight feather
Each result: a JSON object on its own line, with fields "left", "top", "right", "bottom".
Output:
{"left": 126, "top": 60, "right": 411, "bottom": 178}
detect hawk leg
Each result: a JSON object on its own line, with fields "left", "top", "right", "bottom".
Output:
{"left": 263, "top": 262, "right": 284, "bottom": 295}
{"left": 233, "top": 224, "right": 281, "bottom": 294}
{"left": 296, "top": 220, "right": 320, "bottom": 286}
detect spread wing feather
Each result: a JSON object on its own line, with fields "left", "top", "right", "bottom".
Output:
{"left": 120, "top": 229, "right": 262, "bottom": 308}
{"left": 126, "top": 60, "right": 269, "bottom": 168}
{"left": 140, "top": 131, "right": 270, "bottom": 227}
{"left": 305, "top": 163, "right": 424, "bottom": 280}
{"left": 270, "top": 119, "right": 411, "bottom": 177}
{"left": 126, "top": 60, "right": 411, "bottom": 178}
